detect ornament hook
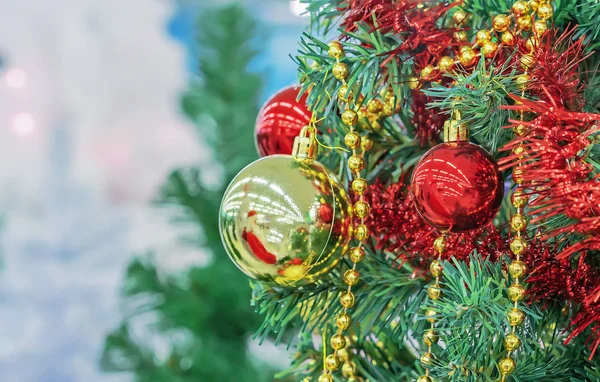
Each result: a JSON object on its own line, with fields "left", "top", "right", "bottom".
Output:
{"left": 293, "top": 125, "right": 318, "bottom": 161}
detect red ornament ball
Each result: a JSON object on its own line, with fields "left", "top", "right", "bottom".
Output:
{"left": 255, "top": 86, "right": 311, "bottom": 157}
{"left": 410, "top": 142, "right": 504, "bottom": 232}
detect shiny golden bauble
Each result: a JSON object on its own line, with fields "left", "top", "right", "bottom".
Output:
{"left": 504, "top": 333, "right": 522, "bottom": 351}
{"left": 342, "top": 361, "right": 357, "bottom": 377}
{"left": 430, "top": 260, "right": 443, "bottom": 277}
{"left": 498, "top": 356, "right": 516, "bottom": 375}
{"left": 509, "top": 260, "right": 528, "bottom": 279}
{"left": 219, "top": 155, "right": 351, "bottom": 286}
{"left": 425, "top": 309, "right": 437, "bottom": 323}
{"left": 333, "top": 62, "right": 349, "bottom": 80}
{"left": 493, "top": 15, "right": 511, "bottom": 32}
{"left": 526, "top": 36, "right": 539, "bottom": 52}
{"left": 352, "top": 178, "right": 368, "bottom": 194}
{"left": 511, "top": 213, "right": 528, "bottom": 231}
{"left": 512, "top": 0, "right": 530, "bottom": 15}
{"left": 517, "top": 15, "right": 533, "bottom": 30}
{"left": 502, "top": 32, "right": 515, "bottom": 46}
{"left": 354, "top": 201, "right": 371, "bottom": 219}
{"left": 340, "top": 291, "right": 356, "bottom": 308}
{"left": 453, "top": 30, "right": 468, "bottom": 42}
{"left": 408, "top": 76, "right": 422, "bottom": 90}
{"left": 367, "top": 99, "right": 384, "bottom": 114}
{"left": 361, "top": 137, "right": 374, "bottom": 151}
{"left": 338, "top": 85, "right": 351, "bottom": 101}
{"left": 459, "top": 47, "right": 478, "bottom": 67}
{"left": 417, "top": 376, "right": 433, "bottom": 382}
{"left": 420, "top": 352, "right": 435, "bottom": 366}
{"left": 453, "top": 9, "right": 468, "bottom": 25}
{"left": 318, "top": 373, "right": 334, "bottom": 382}
{"left": 482, "top": 41, "right": 498, "bottom": 58}
{"left": 512, "top": 189, "right": 529, "bottom": 208}
{"left": 507, "top": 307, "right": 525, "bottom": 326}
{"left": 529, "top": 0, "right": 540, "bottom": 11}
{"left": 344, "top": 131, "right": 361, "bottom": 149}
{"left": 520, "top": 54, "right": 535, "bottom": 69}
{"left": 344, "top": 269, "right": 360, "bottom": 286}
{"left": 433, "top": 236, "right": 447, "bottom": 254}
{"left": 337, "top": 312, "right": 352, "bottom": 330}
{"left": 476, "top": 30, "right": 492, "bottom": 46}
{"left": 331, "top": 334, "right": 347, "bottom": 350}
{"left": 326, "top": 354, "right": 341, "bottom": 370}
{"left": 337, "top": 347, "right": 350, "bottom": 361}
{"left": 349, "top": 246, "right": 365, "bottom": 263}
{"left": 537, "top": 3, "right": 553, "bottom": 19}
{"left": 516, "top": 73, "right": 530, "bottom": 91}
{"left": 342, "top": 110, "right": 359, "bottom": 126}
{"left": 513, "top": 167, "right": 524, "bottom": 185}
{"left": 513, "top": 123, "right": 529, "bottom": 137}
{"left": 423, "top": 329, "right": 439, "bottom": 346}
{"left": 438, "top": 56, "right": 455, "bottom": 72}
{"left": 508, "top": 283, "right": 526, "bottom": 302}
{"left": 534, "top": 20, "right": 548, "bottom": 35}
{"left": 428, "top": 284, "right": 442, "bottom": 300}
{"left": 420, "top": 65, "right": 436, "bottom": 80}
{"left": 328, "top": 41, "right": 344, "bottom": 59}
{"left": 510, "top": 236, "right": 529, "bottom": 256}
{"left": 354, "top": 224, "right": 369, "bottom": 241}
{"left": 513, "top": 145, "right": 526, "bottom": 158}
{"left": 348, "top": 155, "right": 365, "bottom": 172}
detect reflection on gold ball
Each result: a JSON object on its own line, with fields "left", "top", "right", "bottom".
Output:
{"left": 354, "top": 224, "right": 369, "bottom": 241}
{"left": 354, "top": 201, "right": 371, "bottom": 218}
{"left": 423, "top": 329, "right": 439, "bottom": 346}
{"left": 453, "top": 9, "right": 468, "bottom": 25}
{"left": 529, "top": 0, "right": 540, "bottom": 11}
{"left": 520, "top": 54, "right": 535, "bottom": 69}
{"left": 498, "top": 356, "right": 516, "bottom": 375}
{"left": 534, "top": 20, "right": 547, "bottom": 36}
{"left": 425, "top": 309, "right": 437, "bottom": 323}
{"left": 340, "top": 291, "right": 356, "bottom": 308}
{"left": 509, "top": 260, "right": 528, "bottom": 278}
{"left": 537, "top": 3, "right": 553, "bottom": 19}
{"left": 328, "top": 41, "right": 344, "bottom": 59}
{"left": 428, "top": 284, "right": 442, "bottom": 300}
{"left": 352, "top": 178, "right": 368, "bottom": 194}
{"left": 512, "top": 1, "right": 530, "bottom": 15}
{"left": 326, "top": 354, "right": 340, "bottom": 370}
{"left": 504, "top": 333, "right": 521, "bottom": 351}
{"left": 341, "top": 361, "right": 356, "bottom": 377}
{"left": 344, "top": 132, "right": 361, "bottom": 149}
{"left": 348, "top": 155, "right": 365, "bottom": 172}
{"left": 513, "top": 123, "right": 529, "bottom": 137}
{"left": 367, "top": 99, "right": 384, "bottom": 114}
{"left": 361, "top": 136, "right": 374, "bottom": 151}
{"left": 344, "top": 269, "right": 360, "bottom": 286}
{"left": 342, "top": 110, "right": 359, "bottom": 126}
{"left": 517, "top": 16, "right": 533, "bottom": 30}
{"left": 430, "top": 260, "right": 443, "bottom": 277}
{"left": 420, "top": 352, "right": 435, "bottom": 366}
{"left": 349, "top": 246, "right": 365, "bottom": 263}
{"left": 333, "top": 63, "right": 349, "bottom": 80}
{"left": 482, "top": 41, "right": 498, "bottom": 58}
{"left": 510, "top": 236, "right": 529, "bottom": 256}
{"left": 453, "top": 30, "right": 468, "bottom": 42}
{"left": 331, "top": 334, "right": 346, "bottom": 350}
{"left": 459, "top": 47, "right": 477, "bottom": 67}
{"left": 507, "top": 307, "right": 525, "bottom": 326}
{"left": 502, "top": 32, "right": 515, "bottom": 46}
{"left": 337, "top": 347, "right": 350, "bottom": 361}
{"left": 438, "top": 56, "right": 455, "bottom": 72}
{"left": 493, "top": 15, "right": 511, "bottom": 32}
{"left": 476, "top": 30, "right": 492, "bottom": 46}
{"left": 512, "top": 145, "right": 525, "bottom": 159}
{"left": 511, "top": 189, "right": 529, "bottom": 208}
{"left": 513, "top": 167, "right": 524, "bottom": 184}
{"left": 219, "top": 155, "right": 351, "bottom": 286}
{"left": 338, "top": 85, "right": 351, "bottom": 101}
{"left": 433, "top": 236, "right": 447, "bottom": 254}
{"left": 508, "top": 283, "right": 526, "bottom": 302}
{"left": 337, "top": 312, "right": 352, "bottom": 330}
{"left": 511, "top": 214, "right": 528, "bottom": 231}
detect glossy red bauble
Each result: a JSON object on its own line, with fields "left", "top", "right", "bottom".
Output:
{"left": 410, "top": 142, "right": 504, "bottom": 232}
{"left": 255, "top": 86, "right": 311, "bottom": 157}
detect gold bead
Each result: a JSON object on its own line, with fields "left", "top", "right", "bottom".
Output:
{"left": 420, "top": 352, "right": 435, "bottom": 366}
{"left": 438, "top": 56, "right": 455, "bottom": 72}
{"left": 476, "top": 30, "right": 492, "bottom": 46}
{"left": 517, "top": 16, "right": 533, "bottom": 31}
{"left": 537, "top": 3, "right": 553, "bottom": 20}
{"left": 512, "top": 189, "right": 529, "bottom": 208}
{"left": 459, "top": 47, "right": 477, "bottom": 67}
{"left": 513, "top": 145, "right": 526, "bottom": 158}
{"left": 423, "top": 329, "right": 439, "bottom": 346}
{"left": 352, "top": 178, "right": 368, "bottom": 194}
{"left": 337, "top": 312, "right": 352, "bottom": 330}
{"left": 428, "top": 284, "right": 442, "bottom": 300}
{"left": 344, "top": 269, "right": 360, "bottom": 286}
{"left": 453, "top": 30, "right": 468, "bottom": 42}
{"left": 354, "top": 224, "right": 369, "bottom": 241}
{"left": 508, "top": 283, "right": 526, "bottom": 302}
{"left": 344, "top": 132, "right": 361, "bottom": 148}
{"left": 408, "top": 75, "right": 422, "bottom": 90}
{"left": 417, "top": 377, "right": 433, "bottom": 382}
{"left": 512, "top": 0, "right": 530, "bottom": 15}
{"left": 341, "top": 362, "right": 356, "bottom": 378}
{"left": 511, "top": 213, "right": 528, "bottom": 231}
{"left": 340, "top": 291, "right": 356, "bottom": 308}
{"left": 326, "top": 354, "right": 340, "bottom": 370}
{"left": 493, "top": 15, "right": 511, "bottom": 32}
{"left": 318, "top": 373, "right": 334, "bottom": 382}
{"left": 361, "top": 136, "right": 373, "bottom": 151}
{"left": 330, "top": 334, "right": 347, "bottom": 350}
{"left": 501, "top": 32, "right": 515, "bottom": 46}
{"left": 510, "top": 236, "right": 529, "bottom": 256}
{"left": 420, "top": 65, "right": 436, "bottom": 80}
{"left": 504, "top": 333, "right": 522, "bottom": 351}
{"left": 498, "top": 356, "right": 516, "bottom": 375}
{"left": 482, "top": 41, "right": 498, "bottom": 58}
{"left": 509, "top": 260, "right": 528, "bottom": 278}
{"left": 347, "top": 377, "right": 363, "bottom": 382}
{"left": 367, "top": 99, "right": 384, "bottom": 114}
{"left": 453, "top": 9, "right": 468, "bottom": 25}
{"left": 354, "top": 201, "right": 370, "bottom": 218}
{"left": 529, "top": 0, "right": 539, "bottom": 12}
{"left": 348, "top": 155, "right": 365, "bottom": 172}
{"left": 507, "top": 307, "right": 525, "bottom": 326}
{"left": 430, "top": 260, "right": 443, "bottom": 277}
{"left": 333, "top": 62, "right": 349, "bottom": 80}
{"left": 337, "top": 347, "right": 350, "bottom": 361}
{"left": 513, "top": 123, "right": 529, "bottom": 137}
{"left": 516, "top": 73, "right": 530, "bottom": 91}
{"left": 433, "top": 236, "right": 447, "bottom": 254}
{"left": 342, "top": 110, "right": 359, "bottom": 126}
{"left": 520, "top": 54, "right": 535, "bottom": 69}
{"left": 534, "top": 20, "right": 547, "bottom": 36}
{"left": 338, "top": 85, "right": 351, "bottom": 101}
{"left": 526, "top": 36, "right": 539, "bottom": 52}
{"left": 349, "top": 246, "right": 365, "bottom": 263}
{"left": 425, "top": 309, "right": 437, "bottom": 323}
{"left": 328, "top": 41, "right": 344, "bottom": 59}
{"left": 513, "top": 167, "right": 524, "bottom": 185}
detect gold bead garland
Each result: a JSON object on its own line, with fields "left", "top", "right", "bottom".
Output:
{"left": 417, "top": 235, "right": 447, "bottom": 382}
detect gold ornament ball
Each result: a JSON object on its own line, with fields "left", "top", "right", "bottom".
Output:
{"left": 219, "top": 155, "right": 351, "bottom": 286}
{"left": 337, "top": 347, "right": 350, "bottom": 361}
{"left": 354, "top": 201, "right": 371, "bottom": 219}
{"left": 417, "top": 376, "right": 433, "bottom": 382}
{"left": 510, "top": 236, "right": 529, "bottom": 256}
{"left": 430, "top": 260, "right": 443, "bottom": 277}
{"left": 420, "top": 65, "right": 436, "bottom": 80}
{"left": 520, "top": 54, "right": 535, "bottom": 69}
{"left": 513, "top": 123, "right": 529, "bottom": 137}
{"left": 512, "top": 0, "right": 530, "bottom": 15}
{"left": 516, "top": 74, "right": 530, "bottom": 90}
{"left": 537, "top": 3, "right": 553, "bottom": 19}
{"left": 344, "top": 269, "right": 360, "bottom": 286}
{"left": 476, "top": 30, "right": 492, "bottom": 46}
{"left": 526, "top": 37, "right": 539, "bottom": 52}
{"left": 367, "top": 99, "right": 384, "bottom": 114}
{"left": 502, "top": 32, "right": 515, "bottom": 46}
{"left": 331, "top": 334, "right": 347, "bottom": 350}
{"left": 534, "top": 20, "right": 547, "bottom": 36}
{"left": 349, "top": 246, "right": 366, "bottom": 263}
{"left": 348, "top": 155, "right": 365, "bottom": 172}
{"left": 453, "top": 30, "right": 468, "bottom": 42}
{"left": 352, "top": 178, "right": 368, "bottom": 194}
{"left": 453, "top": 9, "right": 468, "bottom": 25}
{"left": 482, "top": 41, "right": 498, "bottom": 58}
{"left": 328, "top": 41, "right": 344, "bottom": 59}
{"left": 428, "top": 284, "right": 442, "bottom": 300}
{"left": 340, "top": 291, "right": 356, "bottom": 308}
{"left": 420, "top": 352, "right": 435, "bottom": 366}
{"left": 513, "top": 145, "right": 525, "bottom": 158}
{"left": 493, "top": 15, "right": 511, "bottom": 32}
{"left": 326, "top": 354, "right": 341, "bottom": 370}
{"left": 434, "top": 236, "right": 447, "bottom": 254}
{"left": 529, "top": 0, "right": 539, "bottom": 11}
{"left": 341, "top": 362, "right": 357, "bottom": 377}
{"left": 509, "top": 260, "right": 528, "bottom": 279}
{"left": 508, "top": 283, "right": 526, "bottom": 302}
{"left": 342, "top": 110, "right": 359, "bottom": 126}
{"left": 337, "top": 312, "right": 352, "bottom": 330}
{"left": 361, "top": 136, "right": 374, "bottom": 151}
{"left": 333, "top": 63, "right": 349, "bottom": 80}
{"left": 517, "top": 16, "right": 533, "bottom": 30}
{"left": 345, "top": 132, "right": 361, "bottom": 149}
{"left": 507, "top": 307, "right": 526, "bottom": 326}
{"left": 438, "top": 56, "right": 455, "bottom": 72}
{"left": 513, "top": 167, "right": 524, "bottom": 184}
{"left": 511, "top": 214, "right": 528, "bottom": 231}
{"left": 512, "top": 189, "right": 529, "bottom": 208}
{"left": 425, "top": 309, "right": 437, "bottom": 323}
{"left": 498, "top": 357, "right": 516, "bottom": 375}
{"left": 459, "top": 47, "right": 477, "bottom": 67}
{"left": 318, "top": 373, "right": 334, "bottom": 382}
{"left": 408, "top": 76, "right": 422, "bottom": 90}
{"left": 338, "top": 85, "right": 351, "bottom": 101}
{"left": 423, "top": 329, "right": 439, "bottom": 346}
{"left": 504, "top": 333, "right": 522, "bottom": 351}
{"left": 354, "top": 224, "right": 369, "bottom": 241}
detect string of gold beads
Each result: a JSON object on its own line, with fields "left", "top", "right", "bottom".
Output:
{"left": 417, "top": 235, "right": 447, "bottom": 382}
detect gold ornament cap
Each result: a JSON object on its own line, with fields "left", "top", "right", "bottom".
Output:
{"left": 292, "top": 126, "right": 318, "bottom": 161}
{"left": 444, "top": 110, "right": 469, "bottom": 142}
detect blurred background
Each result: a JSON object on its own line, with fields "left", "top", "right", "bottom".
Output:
{"left": 0, "top": 0, "right": 308, "bottom": 381}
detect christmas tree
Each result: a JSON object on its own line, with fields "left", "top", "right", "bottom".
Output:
{"left": 101, "top": 4, "right": 278, "bottom": 381}
{"left": 219, "top": 0, "right": 600, "bottom": 381}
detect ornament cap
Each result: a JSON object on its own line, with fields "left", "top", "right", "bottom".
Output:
{"left": 444, "top": 110, "right": 469, "bottom": 142}
{"left": 292, "top": 126, "right": 318, "bottom": 161}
